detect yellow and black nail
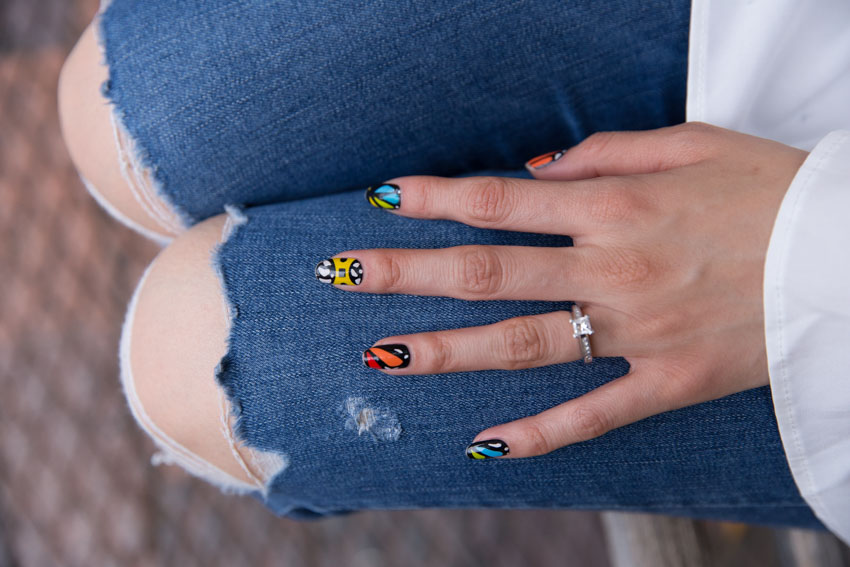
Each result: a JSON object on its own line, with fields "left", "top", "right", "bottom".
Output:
{"left": 316, "top": 258, "right": 363, "bottom": 286}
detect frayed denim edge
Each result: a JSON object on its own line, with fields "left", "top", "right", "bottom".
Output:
{"left": 94, "top": 4, "right": 195, "bottom": 232}
{"left": 212, "top": 206, "right": 291, "bottom": 497}
{"left": 119, "top": 259, "right": 260, "bottom": 496}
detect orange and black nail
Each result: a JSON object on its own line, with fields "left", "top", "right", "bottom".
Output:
{"left": 363, "top": 344, "right": 410, "bottom": 369}
{"left": 466, "top": 439, "right": 510, "bottom": 459}
{"left": 526, "top": 149, "right": 566, "bottom": 170}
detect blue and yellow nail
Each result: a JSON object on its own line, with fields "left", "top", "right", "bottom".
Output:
{"left": 466, "top": 439, "right": 510, "bottom": 459}
{"left": 366, "top": 183, "right": 401, "bottom": 209}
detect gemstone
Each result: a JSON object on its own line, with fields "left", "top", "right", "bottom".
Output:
{"left": 571, "top": 315, "right": 593, "bottom": 338}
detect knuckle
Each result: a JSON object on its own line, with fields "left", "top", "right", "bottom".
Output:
{"left": 570, "top": 405, "right": 611, "bottom": 441}
{"left": 577, "top": 131, "right": 618, "bottom": 160}
{"left": 586, "top": 180, "right": 639, "bottom": 224}
{"left": 423, "top": 333, "right": 453, "bottom": 372}
{"left": 377, "top": 254, "right": 406, "bottom": 292}
{"left": 412, "top": 176, "right": 439, "bottom": 215}
{"left": 668, "top": 122, "right": 720, "bottom": 161}
{"left": 499, "top": 317, "right": 547, "bottom": 369}
{"left": 521, "top": 419, "right": 555, "bottom": 456}
{"left": 454, "top": 246, "right": 504, "bottom": 297}
{"left": 463, "top": 177, "right": 514, "bottom": 225}
{"left": 597, "top": 248, "right": 655, "bottom": 289}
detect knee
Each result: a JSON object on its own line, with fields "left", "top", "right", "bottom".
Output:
{"left": 59, "top": 22, "right": 184, "bottom": 243}
{"left": 122, "top": 215, "right": 281, "bottom": 490}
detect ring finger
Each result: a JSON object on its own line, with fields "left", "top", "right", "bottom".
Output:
{"left": 362, "top": 308, "right": 609, "bottom": 374}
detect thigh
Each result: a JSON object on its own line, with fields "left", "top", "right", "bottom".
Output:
{"left": 211, "top": 189, "right": 820, "bottom": 528}
{"left": 99, "top": 0, "right": 690, "bottom": 224}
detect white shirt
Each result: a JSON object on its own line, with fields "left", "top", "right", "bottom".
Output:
{"left": 689, "top": 0, "right": 850, "bottom": 544}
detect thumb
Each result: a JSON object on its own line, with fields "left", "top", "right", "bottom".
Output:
{"left": 525, "top": 122, "right": 712, "bottom": 181}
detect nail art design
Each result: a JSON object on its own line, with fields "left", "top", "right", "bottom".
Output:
{"left": 363, "top": 344, "right": 410, "bottom": 369}
{"left": 366, "top": 183, "right": 401, "bottom": 209}
{"left": 466, "top": 439, "right": 510, "bottom": 459}
{"left": 526, "top": 149, "right": 566, "bottom": 170}
{"left": 316, "top": 258, "right": 363, "bottom": 285}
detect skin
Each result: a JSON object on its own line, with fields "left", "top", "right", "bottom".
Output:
{"left": 60, "top": 26, "right": 253, "bottom": 481}
{"left": 59, "top": 23, "right": 179, "bottom": 241}
{"left": 335, "top": 123, "right": 808, "bottom": 459}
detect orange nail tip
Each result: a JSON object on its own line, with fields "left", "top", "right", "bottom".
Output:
{"left": 526, "top": 149, "right": 566, "bottom": 170}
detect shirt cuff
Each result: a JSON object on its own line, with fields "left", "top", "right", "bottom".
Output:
{"left": 764, "top": 130, "right": 850, "bottom": 545}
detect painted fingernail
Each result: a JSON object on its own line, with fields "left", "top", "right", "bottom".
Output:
{"left": 363, "top": 344, "right": 411, "bottom": 369}
{"left": 526, "top": 149, "right": 566, "bottom": 170}
{"left": 466, "top": 439, "right": 510, "bottom": 459}
{"left": 365, "top": 183, "right": 401, "bottom": 209}
{"left": 315, "top": 258, "right": 363, "bottom": 286}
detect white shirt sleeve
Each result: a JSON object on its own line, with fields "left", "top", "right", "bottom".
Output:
{"left": 763, "top": 130, "right": 850, "bottom": 545}
{"left": 688, "top": 0, "right": 850, "bottom": 542}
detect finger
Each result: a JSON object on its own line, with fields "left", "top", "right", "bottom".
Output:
{"left": 465, "top": 364, "right": 677, "bottom": 459}
{"left": 366, "top": 175, "right": 619, "bottom": 237}
{"left": 322, "top": 245, "right": 602, "bottom": 302}
{"left": 525, "top": 123, "right": 713, "bottom": 181}
{"left": 363, "top": 310, "right": 598, "bottom": 374}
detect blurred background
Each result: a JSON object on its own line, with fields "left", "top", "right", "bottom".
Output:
{"left": 1, "top": 1, "right": 849, "bottom": 566}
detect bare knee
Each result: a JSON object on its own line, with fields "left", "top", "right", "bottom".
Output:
{"left": 59, "top": 23, "right": 184, "bottom": 242}
{"left": 123, "top": 215, "right": 281, "bottom": 489}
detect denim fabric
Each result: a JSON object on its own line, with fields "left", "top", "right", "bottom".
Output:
{"left": 216, "top": 191, "right": 822, "bottom": 528}
{"left": 100, "top": 0, "right": 820, "bottom": 528}
{"left": 99, "top": 0, "right": 690, "bottom": 224}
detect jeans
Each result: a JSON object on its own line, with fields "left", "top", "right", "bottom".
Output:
{"left": 100, "top": 0, "right": 690, "bottom": 224}
{"left": 100, "top": 0, "right": 823, "bottom": 527}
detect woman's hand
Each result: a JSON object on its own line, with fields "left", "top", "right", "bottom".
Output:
{"left": 321, "top": 123, "right": 808, "bottom": 459}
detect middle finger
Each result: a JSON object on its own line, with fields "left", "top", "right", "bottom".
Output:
{"left": 318, "top": 245, "right": 601, "bottom": 302}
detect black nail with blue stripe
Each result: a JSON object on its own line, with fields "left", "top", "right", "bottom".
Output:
{"left": 366, "top": 183, "right": 401, "bottom": 209}
{"left": 466, "top": 439, "right": 510, "bottom": 460}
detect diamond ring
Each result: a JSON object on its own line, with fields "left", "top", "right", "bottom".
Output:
{"left": 570, "top": 304, "right": 594, "bottom": 364}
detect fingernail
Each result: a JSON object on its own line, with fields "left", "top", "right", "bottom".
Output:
{"left": 365, "top": 183, "right": 401, "bottom": 209}
{"left": 526, "top": 149, "right": 566, "bottom": 170}
{"left": 315, "top": 258, "right": 363, "bottom": 285}
{"left": 466, "top": 439, "right": 510, "bottom": 459}
{"left": 363, "top": 344, "right": 411, "bottom": 369}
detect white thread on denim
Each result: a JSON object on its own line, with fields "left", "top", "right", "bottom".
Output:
{"left": 108, "top": 105, "right": 186, "bottom": 236}
{"left": 79, "top": 175, "right": 172, "bottom": 246}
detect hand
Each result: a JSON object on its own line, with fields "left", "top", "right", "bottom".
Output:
{"left": 325, "top": 123, "right": 808, "bottom": 459}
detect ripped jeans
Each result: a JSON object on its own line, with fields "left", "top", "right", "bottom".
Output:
{"left": 97, "top": 0, "right": 824, "bottom": 527}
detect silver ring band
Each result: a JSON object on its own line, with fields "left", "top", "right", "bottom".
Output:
{"left": 570, "top": 304, "right": 594, "bottom": 364}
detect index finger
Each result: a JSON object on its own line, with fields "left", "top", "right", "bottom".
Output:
{"left": 366, "top": 176, "right": 623, "bottom": 237}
